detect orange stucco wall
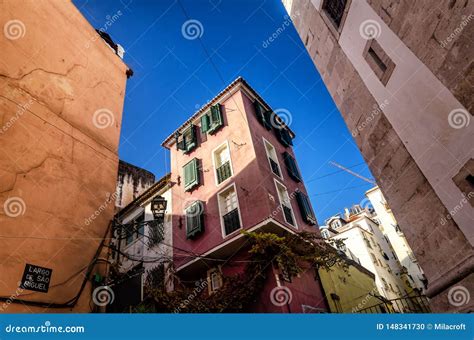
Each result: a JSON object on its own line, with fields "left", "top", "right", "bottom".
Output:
{"left": 0, "top": 0, "right": 128, "bottom": 312}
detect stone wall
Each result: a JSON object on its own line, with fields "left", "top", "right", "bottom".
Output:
{"left": 286, "top": 0, "right": 473, "bottom": 312}
{"left": 0, "top": 0, "right": 129, "bottom": 312}
{"left": 115, "top": 160, "right": 156, "bottom": 211}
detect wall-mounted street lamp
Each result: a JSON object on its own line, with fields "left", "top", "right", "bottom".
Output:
{"left": 151, "top": 195, "right": 167, "bottom": 220}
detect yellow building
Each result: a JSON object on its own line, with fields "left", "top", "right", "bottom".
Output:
{"left": 318, "top": 258, "right": 387, "bottom": 313}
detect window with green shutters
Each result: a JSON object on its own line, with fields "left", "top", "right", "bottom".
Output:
{"left": 283, "top": 152, "right": 301, "bottom": 182}
{"left": 277, "top": 128, "right": 293, "bottom": 147}
{"left": 176, "top": 125, "right": 197, "bottom": 153}
{"left": 296, "top": 191, "right": 316, "bottom": 225}
{"left": 185, "top": 201, "right": 204, "bottom": 239}
{"left": 201, "top": 104, "right": 224, "bottom": 134}
{"left": 253, "top": 100, "right": 272, "bottom": 130}
{"left": 183, "top": 158, "right": 200, "bottom": 191}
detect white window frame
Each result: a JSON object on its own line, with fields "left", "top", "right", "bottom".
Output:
{"left": 262, "top": 137, "right": 283, "bottom": 179}
{"left": 274, "top": 178, "right": 298, "bottom": 229}
{"left": 217, "top": 182, "right": 243, "bottom": 238}
{"left": 207, "top": 267, "right": 223, "bottom": 294}
{"left": 211, "top": 140, "right": 234, "bottom": 186}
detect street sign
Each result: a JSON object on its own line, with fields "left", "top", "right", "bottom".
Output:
{"left": 20, "top": 263, "right": 53, "bottom": 293}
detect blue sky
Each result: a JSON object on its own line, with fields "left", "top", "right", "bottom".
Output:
{"left": 74, "top": 0, "right": 375, "bottom": 224}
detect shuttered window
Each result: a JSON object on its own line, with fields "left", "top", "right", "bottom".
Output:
{"left": 183, "top": 158, "right": 200, "bottom": 191}
{"left": 253, "top": 100, "right": 272, "bottom": 130}
{"left": 276, "top": 128, "right": 293, "bottom": 147}
{"left": 185, "top": 201, "right": 204, "bottom": 239}
{"left": 200, "top": 104, "right": 223, "bottom": 134}
{"left": 296, "top": 191, "right": 316, "bottom": 225}
{"left": 283, "top": 152, "right": 301, "bottom": 182}
{"left": 176, "top": 125, "right": 197, "bottom": 153}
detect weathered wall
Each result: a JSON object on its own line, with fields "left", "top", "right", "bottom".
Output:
{"left": 0, "top": 0, "right": 128, "bottom": 312}
{"left": 285, "top": 0, "right": 473, "bottom": 312}
{"left": 115, "top": 160, "right": 156, "bottom": 211}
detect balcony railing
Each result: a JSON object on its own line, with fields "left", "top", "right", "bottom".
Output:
{"left": 147, "top": 220, "right": 165, "bottom": 248}
{"left": 269, "top": 158, "right": 281, "bottom": 177}
{"left": 216, "top": 161, "right": 232, "bottom": 184}
{"left": 282, "top": 205, "right": 294, "bottom": 226}
{"left": 223, "top": 208, "right": 240, "bottom": 236}
{"left": 356, "top": 295, "right": 430, "bottom": 314}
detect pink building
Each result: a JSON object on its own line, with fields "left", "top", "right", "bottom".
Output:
{"left": 161, "top": 77, "right": 328, "bottom": 312}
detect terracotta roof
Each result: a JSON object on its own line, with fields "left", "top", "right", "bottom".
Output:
{"left": 161, "top": 76, "right": 295, "bottom": 148}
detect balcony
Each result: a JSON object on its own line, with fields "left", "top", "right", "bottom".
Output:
{"left": 269, "top": 158, "right": 281, "bottom": 177}
{"left": 223, "top": 208, "right": 240, "bottom": 236}
{"left": 216, "top": 161, "right": 232, "bottom": 184}
{"left": 282, "top": 205, "right": 294, "bottom": 226}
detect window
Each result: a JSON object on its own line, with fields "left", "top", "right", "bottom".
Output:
{"left": 183, "top": 158, "right": 200, "bottom": 191}
{"left": 207, "top": 268, "right": 223, "bottom": 293}
{"left": 185, "top": 201, "right": 204, "bottom": 239}
{"left": 276, "top": 127, "right": 293, "bottom": 147}
{"left": 322, "top": 0, "right": 348, "bottom": 29}
{"left": 253, "top": 101, "right": 272, "bottom": 130}
{"left": 364, "top": 237, "right": 372, "bottom": 249}
{"left": 275, "top": 180, "right": 297, "bottom": 227}
{"left": 321, "top": 230, "right": 330, "bottom": 239}
{"left": 370, "top": 253, "right": 378, "bottom": 266}
{"left": 201, "top": 104, "right": 224, "bottom": 134}
{"left": 176, "top": 124, "right": 197, "bottom": 153}
{"left": 212, "top": 141, "right": 233, "bottom": 185}
{"left": 331, "top": 219, "right": 342, "bottom": 229}
{"left": 363, "top": 39, "right": 396, "bottom": 86}
{"left": 296, "top": 191, "right": 316, "bottom": 225}
{"left": 283, "top": 152, "right": 301, "bottom": 182}
{"left": 452, "top": 158, "right": 474, "bottom": 207}
{"left": 218, "top": 184, "right": 242, "bottom": 237}
{"left": 381, "top": 278, "right": 389, "bottom": 290}
{"left": 124, "top": 212, "right": 145, "bottom": 246}
{"left": 263, "top": 138, "right": 282, "bottom": 178}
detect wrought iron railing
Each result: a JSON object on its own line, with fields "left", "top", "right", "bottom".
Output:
{"left": 147, "top": 220, "right": 165, "bottom": 248}
{"left": 356, "top": 295, "right": 430, "bottom": 314}
{"left": 216, "top": 161, "right": 232, "bottom": 184}
{"left": 223, "top": 208, "right": 240, "bottom": 235}
{"left": 269, "top": 158, "right": 281, "bottom": 177}
{"left": 282, "top": 205, "right": 294, "bottom": 226}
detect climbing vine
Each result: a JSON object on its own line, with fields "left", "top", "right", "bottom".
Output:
{"left": 133, "top": 231, "right": 345, "bottom": 313}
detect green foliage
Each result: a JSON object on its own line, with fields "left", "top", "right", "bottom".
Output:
{"left": 133, "top": 231, "right": 343, "bottom": 313}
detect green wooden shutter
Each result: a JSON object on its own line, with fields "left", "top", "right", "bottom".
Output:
{"left": 183, "top": 158, "right": 199, "bottom": 191}
{"left": 296, "top": 191, "right": 316, "bottom": 225}
{"left": 208, "top": 104, "right": 223, "bottom": 134}
{"left": 201, "top": 114, "right": 210, "bottom": 133}
{"left": 186, "top": 201, "right": 205, "bottom": 239}
{"left": 183, "top": 125, "right": 197, "bottom": 153}
{"left": 253, "top": 101, "right": 272, "bottom": 130}
{"left": 283, "top": 152, "right": 301, "bottom": 182}
{"left": 277, "top": 128, "right": 293, "bottom": 147}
